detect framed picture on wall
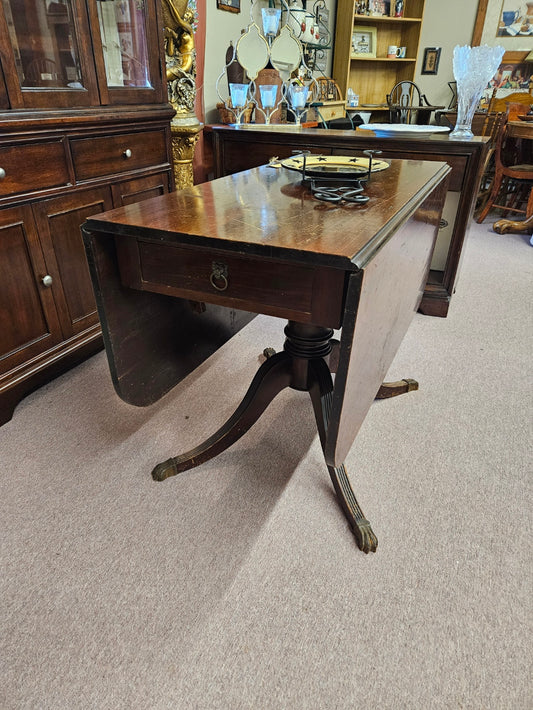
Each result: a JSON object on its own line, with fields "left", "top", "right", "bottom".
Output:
{"left": 421, "top": 47, "right": 441, "bottom": 75}
{"left": 217, "top": 0, "right": 240, "bottom": 13}
{"left": 351, "top": 26, "right": 377, "bottom": 58}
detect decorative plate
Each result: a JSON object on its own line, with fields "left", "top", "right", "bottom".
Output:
{"left": 272, "top": 154, "right": 390, "bottom": 177}
{"left": 358, "top": 124, "right": 451, "bottom": 139}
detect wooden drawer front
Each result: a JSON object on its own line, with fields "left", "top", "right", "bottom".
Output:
{"left": 0, "top": 140, "right": 69, "bottom": 198}
{"left": 71, "top": 130, "right": 168, "bottom": 181}
{"left": 117, "top": 240, "right": 346, "bottom": 328}
{"left": 221, "top": 142, "right": 330, "bottom": 176}
{"left": 314, "top": 101, "right": 346, "bottom": 122}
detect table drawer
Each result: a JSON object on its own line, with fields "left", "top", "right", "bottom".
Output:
{"left": 313, "top": 101, "right": 346, "bottom": 123}
{"left": 0, "top": 140, "right": 69, "bottom": 198}
{"left": 70, "top": 129, "right": 168, "bottom": 181}
{"left": 116, "top": 239, "right": 346, "bottom": 328}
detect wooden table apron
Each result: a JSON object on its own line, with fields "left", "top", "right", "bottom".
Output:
{"left": 83, "top": 161, "right": 449, "bottom": 472}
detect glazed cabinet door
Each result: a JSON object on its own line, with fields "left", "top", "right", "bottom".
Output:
{"left": 0, "top": 0, "right": 99, "bottom": 109}
{"left": 31, "top": 186, "right": 113, "bottom": 339}
{"left": 87, "top": 0, "right": 165, "bottom": 105}
{"left": 0, "top": 205, "right": 63, "bottom": 376}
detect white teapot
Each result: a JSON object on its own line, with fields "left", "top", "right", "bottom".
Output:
{"left": 286, "top": 1, "right": 317, "bottom": 44}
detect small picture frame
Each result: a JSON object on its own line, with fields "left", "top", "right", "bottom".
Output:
{"left": 351, "top": 26, "right": 377, "bottom": 58}
{"left": 421, "top": 47, "right": 441, "bottom": 75}
{"left": 368, "top": 0, "right": 390, "bottom": 15}
{"left": 217, "top": 0, "right": 240, "bottom": 13}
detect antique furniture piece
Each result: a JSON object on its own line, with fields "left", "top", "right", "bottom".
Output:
{"left": 492, "top": 118, "right": 533, "bottom": 235}
{"left": 386, "top": 80, "right": 443, "bottom": 125}
{"left": 332, "top": 0, "right": 426, "bottom": 116}
{"left": 476, "top": 105, "right": 533, "bottom": 225}
{"left": 83, "top": 159, "right": 450, "bottom": 554}
{"left": 205, "top": 124, "right": 489, "bottom": 317}
{"left": 0, "top": 0, "right": 174, "bottom": 425}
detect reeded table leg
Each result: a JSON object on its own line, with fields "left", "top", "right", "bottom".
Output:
{"left": 308, "top": 357, "right": 378, "bottom": 553}
{"left": 152, "top": 352, "right": 292, "bottom": 480}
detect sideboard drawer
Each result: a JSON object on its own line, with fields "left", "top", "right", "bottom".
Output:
{"left": 116, "top": 239, "right": 347, "bottom": 328}
{"left": 70, "top": 129, "right": 168, "bottom": 181}
{"left": 0, "top": 140, "right": 69, "bottom": 198}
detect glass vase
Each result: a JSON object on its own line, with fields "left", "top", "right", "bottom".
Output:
{"left": 450, "top": 45, "right": 505, "bottom": 141}
{"left": 451, "top": 92, "right": 482, "bottom": 140}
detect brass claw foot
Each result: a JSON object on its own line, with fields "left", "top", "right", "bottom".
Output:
{"left": 376, "top": 378, "right": 418, "bottom": 399}
{"left": 350, "top": 517, "right": 378, "bottom": 554}
{"left": 152, "top": 458, "right": 179, "bottom": 481}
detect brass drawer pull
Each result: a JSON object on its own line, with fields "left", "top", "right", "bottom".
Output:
{"left": 210, "top": 261, "right": 228, "bottom": 291}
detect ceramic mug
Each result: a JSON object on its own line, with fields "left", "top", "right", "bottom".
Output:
{"left": 396, "top": 46, "right": 407, "bottom": 58}
{"left": 387, "top": 45, "right": 398, "bottom": 58}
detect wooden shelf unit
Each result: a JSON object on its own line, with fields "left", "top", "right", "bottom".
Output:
{"left": 332, "top": 0, "right": 426, "bottom": 109}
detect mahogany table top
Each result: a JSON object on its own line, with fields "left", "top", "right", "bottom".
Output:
{"left": 86, "top": 160, "right": 448, "bottom": 271}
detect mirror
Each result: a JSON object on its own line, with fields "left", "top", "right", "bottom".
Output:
{"left": 270, "top": 26, "right": 302, "bottom": 80}
{"left": 235, "top": 23, "right": 269, "bottom": 81}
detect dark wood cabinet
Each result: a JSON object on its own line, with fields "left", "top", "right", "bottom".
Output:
{"left": 0, "top": 0, "right": 174, "bottom": 425}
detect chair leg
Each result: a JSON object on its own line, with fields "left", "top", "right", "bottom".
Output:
{"left": 476, "top": 166, "right": 504, "bottom": 223}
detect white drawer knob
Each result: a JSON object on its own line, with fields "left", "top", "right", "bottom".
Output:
{"left": 123, "top": 149, "right": 132, "bottom": 159}
{"left": 0, "top": 167, "right": 6, "bottom": 179}
{"left": 42, "top": 274, "right": 53, "bottom": 287}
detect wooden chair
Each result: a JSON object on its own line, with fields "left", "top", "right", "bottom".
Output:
{"left": 476, "top": 104, "right": 533, "bottom": 224}
{"left": 488, "top": 91, "right": 533, "bottom": 115}
{"left": 386, "top": 81, "right": 433, "bottom": 124}
{"left": 474, "top": 111, "right": 505, "bottom": 219}
{"left": 25, "top": 58, "right": 59, "bottom": 87}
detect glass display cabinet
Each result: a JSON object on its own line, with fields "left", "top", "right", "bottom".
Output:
{"left": 0, "top": 0, "right": 174, "bottom": 425}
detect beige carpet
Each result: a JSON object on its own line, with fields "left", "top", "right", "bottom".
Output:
{"left": 1, "top": 219, "right": 531, "bottom": 709}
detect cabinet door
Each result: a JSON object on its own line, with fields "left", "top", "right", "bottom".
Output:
{"left": 0, "top": 205, "right": 62, "bottom": 376}
{"left": 111, "top": 171, "right": 172, "bottom": 207}
{"left": 0, "top": 0, "right": 99, "bottom": 109}
{"left": 32, "top": 186, "right": 113, "bottom": 339}
{"left": 88, "top": 0, "right": 165, "bottom": 105}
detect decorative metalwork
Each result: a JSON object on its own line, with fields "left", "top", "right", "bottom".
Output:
{"left": 210, "top": 262, "right": 229, "bottom": 291}
{"left": 216, "top": 0, "right": 328, "bottom": 125}
{"left": 273, "top": 150, "right": 387, "bottom": 204}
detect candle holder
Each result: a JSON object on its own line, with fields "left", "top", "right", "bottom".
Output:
{"left": 288, "top": 83, "right": 310, "bottom": 125}
{"left": 261, "top": 7, "right": 281, "bottom": 44}
{"left": 229, "top": 82, "right": 249, "bottom": 124}
{"left": 258, "top": 84, "right": 279, "bottom": 124}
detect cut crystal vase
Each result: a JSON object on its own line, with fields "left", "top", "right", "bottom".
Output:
{"left": 450, "top": 44, "right": 505, "bottom": 140}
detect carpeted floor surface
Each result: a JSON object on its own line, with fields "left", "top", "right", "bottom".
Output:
{"left": 1, "top": 219, "right": 531, "bottom": 709}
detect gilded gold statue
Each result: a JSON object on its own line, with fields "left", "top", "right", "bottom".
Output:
{"left": 160, "top": 0, "right": 202, "bottom": 188}
{"left": 161, "top": 0, "right": 196, "bottom": 113}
